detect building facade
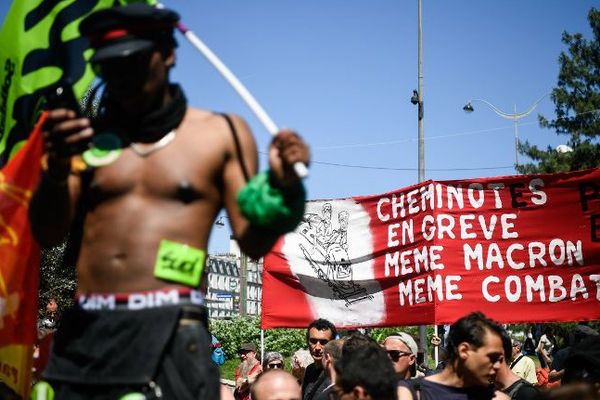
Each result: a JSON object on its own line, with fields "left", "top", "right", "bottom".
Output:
{"left": 206, "top": 253, "right": 263, "bottom": 319}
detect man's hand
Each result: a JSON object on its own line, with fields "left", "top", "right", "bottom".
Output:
{"left": 268, "top": 130, "right": 310, "bottom": 188}
{"left": 42, "top": 109, "right": 93, "bottom": 180}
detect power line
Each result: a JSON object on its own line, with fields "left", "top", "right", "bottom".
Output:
{"left": 313, "top": 124, "right": 515, "bottom": 150}
{"left": 311, "top": 107, "right": 600, "bottom": 151}
{"left": 258, "top": 108, "right": 600, "bottom": 173}
{"left": 310, "top": 160, "right": 514, "bottom": 172}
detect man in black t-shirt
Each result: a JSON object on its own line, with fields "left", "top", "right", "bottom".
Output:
{"left": 397, "top": 312, "right": 510, "bottom": 400}
{"left": 302, "top": 319, "right": 337, "bottom": 400}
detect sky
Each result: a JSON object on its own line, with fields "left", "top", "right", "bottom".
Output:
{"left": 1, "top": 1, "right": 597, "bottom": 253}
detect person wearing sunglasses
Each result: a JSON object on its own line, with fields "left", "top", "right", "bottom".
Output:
{"left": 383, "top": 332, "right": 419, "bottom": 380}
{"left": 29, "top": 2, "right": 310, "bottom": 400}
{"left": 303, "top": 319, "right": 337, "bottom": 400}
{"left": 235, "top": 343, "right": 262, "bottom": 400}
{"left": 264, "top": 352, "right": 286, "bottom": 371}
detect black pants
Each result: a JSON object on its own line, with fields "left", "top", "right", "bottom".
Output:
{"left": 43, "top": 305, "right": 220, "bottom": 399}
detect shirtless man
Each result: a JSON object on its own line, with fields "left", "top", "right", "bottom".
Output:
{"left": 29, "top": 4, "right": 309, "bottom": 399}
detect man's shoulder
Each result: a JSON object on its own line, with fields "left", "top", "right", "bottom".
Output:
{"left": 180, "top": 108, "right": 253, "bottom": 145}
{"left": 518, "top": 355, "right": 535, "bottom": 366}
{"left": 314, "top": 385, "right": 335, "bottom": 400}
{"left": 181, "top": 107, "right": 225, "bottom": 130}
{"left": 506, "top": 379, "right": 538, "bottom": 400}
{"left": 304, "top": 362, "right": 321, "bottom": 379}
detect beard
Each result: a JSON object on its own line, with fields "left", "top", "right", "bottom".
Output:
{"left": 239, "top": 358, "right": 258, "bottom": 377}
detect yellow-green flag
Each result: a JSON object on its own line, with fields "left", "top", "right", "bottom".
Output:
{"left": 0, "top": 0, "right": 153, "bottom": 166}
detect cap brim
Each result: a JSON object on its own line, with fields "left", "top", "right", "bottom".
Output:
{"left": 90, "top": 39, "right": 154, "bottom": 63}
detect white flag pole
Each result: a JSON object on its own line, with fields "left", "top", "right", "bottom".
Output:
{"left": 434, "top": 325, "right": 439, "bottom": 366}
{"left": 158, "top": 9, "right": 308, "bottom": 178}
{"left": 260, "top": 329, "right": 265, "bottom": 364}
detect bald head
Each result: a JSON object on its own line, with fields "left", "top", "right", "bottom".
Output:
{"left": 251, "top": 370, "right": 301, "bottom": 400}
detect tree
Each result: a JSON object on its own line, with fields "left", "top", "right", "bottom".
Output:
{"left": 38, "top": 242, "right": 76, "bottom": 319}
{"left": 517, "top": 8, "right": 600, "bottom": 174}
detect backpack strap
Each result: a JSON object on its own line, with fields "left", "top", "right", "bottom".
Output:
{"left": 510, "top": 354, "right": 525, "bottom": 369}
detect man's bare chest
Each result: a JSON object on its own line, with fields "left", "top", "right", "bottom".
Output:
{"left": 84, "top": 137, "right": 223, "bottom": 204}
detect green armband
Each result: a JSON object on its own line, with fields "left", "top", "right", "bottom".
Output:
{"left": 237, "top": 171, "right": 306, "bottom": 234}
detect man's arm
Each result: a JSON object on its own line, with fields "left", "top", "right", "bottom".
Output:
{"left": 524, "top": 358, "right": 539, "bottom": 385}
{"left": 222, "top": 114, "right": 310, "bottom": 259}
{"left": 397, "top": 386, "right": 414, "bottom": 400}
{"left": 548, "top": 369, "right": 564, "bottom": 383}
{"left": 29, "top": 109, "right": 90, "bottom": 247}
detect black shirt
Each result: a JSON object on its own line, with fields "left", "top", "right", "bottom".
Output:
{"left": 503, "top": 379, "right": 539, "bottom": 400}
{"left": 550, "top": 347, "right": 570, "bottom": 372}
{"left": 302, "top": 363, "right": 330, "bottom": 400}
{"left": 399, "top": 378, "right": 497, "bottom": 400}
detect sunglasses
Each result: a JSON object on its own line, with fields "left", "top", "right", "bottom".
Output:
{"left": 309, "top": 338, "right": 329, "bottom": 346}
{"left": 91, "top": 49, "right": 154, "bottom": 78}
{"left": 386, "top": 350, "right": 412, "bottom": 362}
{"left": 267, "top": 363, "right": 283, "bottom": 369}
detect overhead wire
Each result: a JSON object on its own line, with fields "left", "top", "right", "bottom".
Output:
{"left": 290, "top": 107, "right": 600, "bottom": 171}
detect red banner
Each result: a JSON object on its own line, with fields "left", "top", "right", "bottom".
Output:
{"left": 263, "top": 169, "right": 600, "bottom": 329}
{"left": 0, "top": 113, "right": 44, "bottom": 395}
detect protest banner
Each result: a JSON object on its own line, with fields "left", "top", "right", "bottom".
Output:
{"left": 263, "top": 168, "right": 600, "bottom": 328}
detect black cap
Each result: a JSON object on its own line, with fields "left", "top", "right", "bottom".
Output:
{"left": 239, "top": 343, "right": 257, "bottom": 353}
{"left": 79, "top": 3, "right": 179, "bottom": 63}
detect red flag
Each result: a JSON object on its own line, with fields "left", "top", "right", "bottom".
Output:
{"left": 0, "top": 112, "right": 45, "bottom": 396}
{"left": 263, "top": 168, "right": 600, "bottom": 328}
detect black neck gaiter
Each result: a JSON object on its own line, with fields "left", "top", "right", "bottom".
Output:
{"left": 96, "top": 83, "right": 188, "bottom": 143}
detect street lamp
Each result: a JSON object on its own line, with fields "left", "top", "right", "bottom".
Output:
{"left": 462, "top": 93, "right": 549, "bottom": 166}
{"left": 214, "top": 215, "right": 249, "bottom": 317}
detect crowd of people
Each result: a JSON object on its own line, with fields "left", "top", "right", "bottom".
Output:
{"left": 223, "top": 314, "right": 600, "bottom": 400}
{"left": 13, "top": 1, "right": 599, "bottom": 399}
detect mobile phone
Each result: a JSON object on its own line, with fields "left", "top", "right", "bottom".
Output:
{"left": 45, "top": 80, "right": 81, "bottom": 115}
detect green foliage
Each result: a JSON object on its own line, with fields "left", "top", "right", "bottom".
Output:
{"left": 38, "top": 242, "right": 76, "bottom": 318}
{"left": 210, "top": 317, "right": 307, "bottom": 362}
{"left": 264, "top": 325, "right": 307, "bottom": 358}
{"left": 517, "top": 7, "right": 600, "bottom": 174}
{"left": 219, "top": 359, "right": 239, "bottom": 381}
{"left": 211, "top": 317, "right": 262, "bottom": 361}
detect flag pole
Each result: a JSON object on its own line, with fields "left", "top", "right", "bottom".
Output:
{"left": 157, "top": 3, "right": 308, "bottom": 178}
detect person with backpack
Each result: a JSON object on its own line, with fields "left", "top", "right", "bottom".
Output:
{"left": 497, "top": 331, "right": 539, "bottom": 400}
{"left": 210, "top": 333, "right": 226, "bottom": 366}
{"left": 509, "top": 339, "right": 537, "bottom": 385}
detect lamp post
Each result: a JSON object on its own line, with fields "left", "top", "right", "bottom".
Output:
{"left": 215, "top": 215, "right": 248, "bottom": 317}
{"left": 462, "top": 94, "right": 549, "bottom": 166}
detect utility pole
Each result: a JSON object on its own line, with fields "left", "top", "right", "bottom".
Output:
{"left": 416, "top": 0, "right": 428, "bottom": 366}
{"left": 239, "top": 253, "right": 248, "bottom": 316}
{"left": 417, "top": 0, "right": 424, "bottom": 182}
